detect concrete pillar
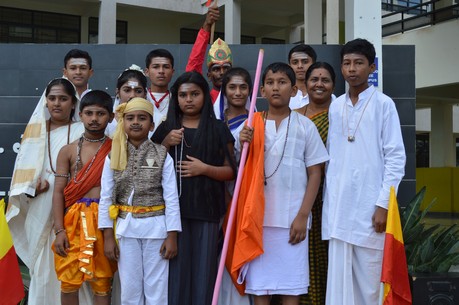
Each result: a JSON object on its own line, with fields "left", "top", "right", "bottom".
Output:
{"left": 224, "top": 0, "right": 241, "bottom": 44}
{"left": 344, "top": 0, "right": 383, "bottom": 89}
{"left": 326, "top": 0, "right": 340, "bottom": 44}
{"left": 98, "top": 0, "right": 117, "bottom": 44}
{"left": 304, "top": 0, "right": 323, "bottom": 44}
{"left": 431, "top": 104, "right": 455, "bottom": 167}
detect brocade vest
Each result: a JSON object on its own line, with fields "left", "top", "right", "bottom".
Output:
{"left": 112, "top": 140, "right": 166, "bottom": 218}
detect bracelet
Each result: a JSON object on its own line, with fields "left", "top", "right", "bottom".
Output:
{"left": 54, "top": 173, "right": 70, "bottom": 178}
{"left": 54, "top": 228, "right": 66, "bottom": 236}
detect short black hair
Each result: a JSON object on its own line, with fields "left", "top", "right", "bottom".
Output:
{"left": 288, "top": 44, "right": 317, "bottom": 63}
{"left": 262, "top": 62, "right": 296, "bottom": 86}
{"left": 340, "top": 38, "right": 376, "bottom": 65}
{"left": 79, "top": 90, "right": 113, "bottom": 113}
{"left": 145, "top": 49, "right": 174, "bottom": 68}
{"left": 64, "top": 49, "right": 92, "bottom": 69}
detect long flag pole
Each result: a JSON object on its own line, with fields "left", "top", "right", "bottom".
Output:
{"left": 211, "top": 49, "right": 264, "bottom": 305}
{"left": 210, "top": 0, "right": 218, "bottom": 43}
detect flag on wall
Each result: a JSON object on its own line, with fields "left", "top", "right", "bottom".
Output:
{"left": 0, "top": 198, "right": 25, "bottom": 305}
{"left": 380, "top": 187, "right": 412, "bottom": 305}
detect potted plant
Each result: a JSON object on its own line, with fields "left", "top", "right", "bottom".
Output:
{"left": 401, "top": 187, "right": 459, "bottom": 305}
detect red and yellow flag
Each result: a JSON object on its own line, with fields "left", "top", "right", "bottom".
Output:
{"left": 0, "top": 198, "right": 25, "bottom": 305}
{"left": 381, "top": 187, "right": 412, "bottom": 305}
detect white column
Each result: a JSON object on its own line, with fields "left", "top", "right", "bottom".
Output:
{"left": 326, "top": 0, "right": 340, "bottom": 44}
{"left": 431, "top": 104, "right": 455, "bottom": 167}
{"left": 344, "top": 0, "right": 383, "bottom": 89}
{"left": 304, "top": 0, "right": 323, "bottom": 44}
{"left": 98, "top": 0, "right": 117, "bottom": 44}
{"left": 289, "top": 25, "right": 303, "bottom": 44}
{"left": 224, "top": 0, "right": 241, "bottom": 44}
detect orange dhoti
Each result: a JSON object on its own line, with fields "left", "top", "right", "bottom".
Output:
{"left": 54, "top": 198, "right": 117, "bottom": 295}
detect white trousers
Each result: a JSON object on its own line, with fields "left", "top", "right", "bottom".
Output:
{"left": 118, "top": 237, "right": 168, "bottom": 305}
{"left": 326, "top": 238, "right": 383, "bottom": 305}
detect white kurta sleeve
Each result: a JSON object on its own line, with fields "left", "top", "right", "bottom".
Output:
{"left": 376, "top": 99, "right": 406, "bottom": 209}
{"left": 162, "top": 153, "right": 182, "bottom": 232}
{"left": 98, "top": 156, "right": 115, "bottom": 229}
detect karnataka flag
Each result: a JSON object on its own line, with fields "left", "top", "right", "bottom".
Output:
{"left": 0, "top": 198, "right": 25, "bottom": 305}
{"left": 380, "top": 187, "right": 412, "bottom": 305}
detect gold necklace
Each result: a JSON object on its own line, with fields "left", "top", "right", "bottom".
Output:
{"left": 343, "top": 88, "right": 376, "bottom": 142}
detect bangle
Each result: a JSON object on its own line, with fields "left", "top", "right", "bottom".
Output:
{"left": 54, "top": 228, "right": 66, "bottom": 236}
{"left": 54, "top": 173, "right": 70, "bottom": 178}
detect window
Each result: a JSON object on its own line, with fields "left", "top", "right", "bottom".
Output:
{"left": 416, "top": 133, "right": 430, "bottom": 168}
{"left": 456, "top": 138, "right": 459, "bottom": 167}
{"left": 0, "top": 6, "right": 80, "bottom": 43}
{"left": 180, "top": 28, "right": 255, "bottom": 44}
{"left": 88, "top": 17, "right": 127, "bottom": 44}
{"left": 261, "top": 37, "right": 285, "bottom": 44}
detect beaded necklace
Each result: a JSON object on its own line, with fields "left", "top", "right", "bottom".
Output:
{"left": 174, "top": 135, "right": 185, "bottom": 197}
{"left": 47, "top": 119, "right": 71, "bottom": 174}
{"left": 73, "top": 135, "right": 107, "bottom": 184}
{"left": 263, "top": 110, "right": 291, "bottom": 185}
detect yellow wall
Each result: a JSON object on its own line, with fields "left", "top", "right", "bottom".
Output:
{"left": 416, "top": 167, "right": 459, "bottom": 213}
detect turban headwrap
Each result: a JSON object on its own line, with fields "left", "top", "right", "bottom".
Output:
{"left": 111, "top": 97, "right": 153, "bottom": 171}
{"left": 207, "top": 38, "right": 233, "bottom": 68}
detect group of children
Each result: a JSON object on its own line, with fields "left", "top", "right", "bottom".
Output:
{"left": 7, "top": 6, "right": 406, "bottom": 305}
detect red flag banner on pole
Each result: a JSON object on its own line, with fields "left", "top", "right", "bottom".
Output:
{"left": 0, "top": 198, "right": 25, "bottom": 305}
{"left": 380, "top": 187, "right": 412, "bottom": 305}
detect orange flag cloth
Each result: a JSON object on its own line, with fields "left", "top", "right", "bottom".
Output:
{"left": 64, "top": 138, "right": 112, "bottom": 208}
{"left": 0, "top": 199, "right": 25, "bottom": 305}
{"left": 225, "top": 112, "right": 265, "bottom": 295}
{"left": 381, "top": 186, "right": 412, "bottom": 305}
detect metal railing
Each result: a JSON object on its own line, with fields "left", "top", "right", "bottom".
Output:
{"left": 382, "top": 0, "right": 459, "bottom": 36}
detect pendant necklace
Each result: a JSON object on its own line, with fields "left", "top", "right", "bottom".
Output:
{"left": 73, "top": 135, "right": 107, "bottom": 184}
{"left": 47, "top": 119, "right": 71, "bottom": 174}
{"left": 343, "top": 88, "right": 376, "bottom": 142}
{"left": 263, "top": 110, "right": 291, "bottom": 185}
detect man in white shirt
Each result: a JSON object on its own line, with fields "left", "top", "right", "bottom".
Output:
{"left": 288, "top": 44, "right": 317, "bottom": 110}
{"left": 144, "top": 49, "right": 175, "bottom": 131}
{"left": 323, "top": 38, "right": 406, "bottom": 305}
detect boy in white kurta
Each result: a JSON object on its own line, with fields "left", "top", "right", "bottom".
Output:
{"left": 239, "top": 63, "right": 329, "bottom": 305}
{"left": 98, "top": 98, "right": 181, "bottom": 305}
{"left": 323, "top": 39, "right": 406, "bottom": 305}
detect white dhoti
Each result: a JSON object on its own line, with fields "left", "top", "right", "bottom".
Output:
{"left": 118, "top": 237, "right": 168, "bottom": 305}
{"left": 242, "top": 227, "right": 309, "bottom": 296}
{"left": 326, "top": 238, "right": 383, "bottom": 305}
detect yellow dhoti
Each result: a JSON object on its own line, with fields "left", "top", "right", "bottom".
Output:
{"left": 53, "top": 199, "right": 117, "bottom": 295}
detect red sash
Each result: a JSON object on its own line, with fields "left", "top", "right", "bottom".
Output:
{"left": 64, "top": 139, "right": 112, "bottom": 208}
